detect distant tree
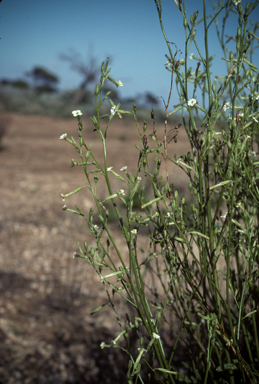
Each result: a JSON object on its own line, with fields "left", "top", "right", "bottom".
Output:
{"left": 120, "top": 96, "right": 136, "bottom": 108}
{"left": 0, "top": 78, "right": 29, "bottom": 90}
{"left": 0, "top": 79, "right": 12, "bottom": 86}
{"left": 12, "top": 80, "right": 29, "bottom": 90}
{"left": 59, "top": 50, "right": 100, "bottom": 104}
{"left": 144, "top": 91, "right": 159, "bottom": 105}
{"left": 26, "top": 67, "right": 59, "bottom": 94}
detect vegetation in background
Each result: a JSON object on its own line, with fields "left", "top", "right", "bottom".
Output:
{"left": 0, "top": 113, "right": 11, "bottom": 149}
{"left": 0, "top": 54, "right": 165, "bottom": 120}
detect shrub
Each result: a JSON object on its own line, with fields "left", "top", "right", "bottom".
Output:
{"left": 60, "top": 1, "right": 259, "bottom": 383}
{"left": 0, "top": 113, "right": 11, "bottom": 149}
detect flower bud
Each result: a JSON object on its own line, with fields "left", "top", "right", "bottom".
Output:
{"left": 104, "top": 57, "right": 109, "bottom": 71}
{"left": 95, "top": 84, "right": 99, "bottom": 95}
{"left": 237, "top": 4, "right": 243, "bottom": 15}
{"left": 245, "top": 2, "right": 252, "bottom": 15}
{"left": 245, "top": 68, "right": 252, "bottom": 78}
{"left": 190, "top": 11, "right": 199, "bottom": 27}
{"left": 91, "top": 115, "right": 98, "bottom": 128}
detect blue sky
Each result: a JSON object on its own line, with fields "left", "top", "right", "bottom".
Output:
{"left": 1, "top": 0, "right": 259, "bottom": 108}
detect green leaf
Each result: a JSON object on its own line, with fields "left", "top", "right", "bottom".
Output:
{"left": 242, "top": 310, "right": 257, "bottom": 320}
{"left": 216, "top": 364, "right": 238, "bottom": 372}
{"left": 210, "top": 180, "right": 232, "bottom": 190}
{"left": 188, "top": 231, "right": 210, "bottom": 240}
{"left": 90, "top": 303, "right": 107, "bottom": 315}
{"left": 154, "top": 368, "right": 177, "bottom": 375}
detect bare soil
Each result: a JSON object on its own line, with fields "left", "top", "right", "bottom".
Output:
{"left": 0, "top": 113, "right": 191, "bottom": 383}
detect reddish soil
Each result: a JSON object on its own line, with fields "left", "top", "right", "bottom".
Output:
{"left": 0, "top": 113, "right": 190, "bottom": 383}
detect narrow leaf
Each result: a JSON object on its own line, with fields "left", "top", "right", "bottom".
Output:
{"left": 188, "top": 231, "right": 209, "bottom": 240}
{"left": 154, "top": 368, "right": 177, "bottom": 375}
{"left": 91, "top": 303, "right": 107, "bottom": 315}
{"left": 242, "top": 310, "right": 257, "bottom": 320}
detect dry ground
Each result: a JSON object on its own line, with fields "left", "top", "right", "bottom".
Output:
{"left": 0, "top": 112, "right": 191, "bottom": 383}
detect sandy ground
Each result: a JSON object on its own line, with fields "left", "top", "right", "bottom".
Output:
{"left": 0, "top": 112, "right": 191, "bottom": 383}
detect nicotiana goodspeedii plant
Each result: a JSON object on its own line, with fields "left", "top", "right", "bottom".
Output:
{"left": 60, "top": 1, "right": 259, "bottom": 383}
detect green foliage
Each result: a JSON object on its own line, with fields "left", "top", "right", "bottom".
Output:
{"left": 0, "top": 79, "right": 29, "bottom": 90}
{"left": 61, "top": 1, "right": 259, "bottom": 383}
{"left": 26, "top": 66, "right": 59, "bottom": 92}
{"left": 0, "top": 86, "right": 96, "bottom": 117}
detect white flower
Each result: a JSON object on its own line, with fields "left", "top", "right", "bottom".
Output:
{"left": 223, "top": 102, "right": 232, "bottom": 112}
{"left": 131, "top": 229, "right": 137, "bottom": 235}
{"left": 59, "top": 133, "right": 67, "bottom": 140}
{"left": 107, "top": 167, "right": 113, "bottom": 171}
{"left": 187, "top": 98, "right": 197, "bottom": 106}
{"left": 251, "top": 151, "right": 256, "bottom": 159}
{"left": 232, "top": 0, "right": 241, "bottom": 5}
{"left": 119, "top": 189, "right": 125, "bottom": 196}
{"left": 253, "top": 117, "right": 258, "bottom": 123}
{"left": 166, "top": 212, "right": 174, "bottom": 225}
{"left": 189, "top": 53, "right": 194, "bottom": 60}
{"left": 120, "top": 166, "right": 127, "bottom": 171}
{"left": 253, "top": 92, "right": 259, "bottom": 101}
{"left": 72, "top": 110, "right": 83, "bottom": 117}
{"left": 152, "top": 332, "right": 160, "bottom": 339}
{"left": 117, "top": 80, "right": 123, "bottom": 87}
{"left": 239, "top": 113, "right": 244, "bottom": 117}
{"left": 110, "top": 106, "right": 117, "bottom": 116}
